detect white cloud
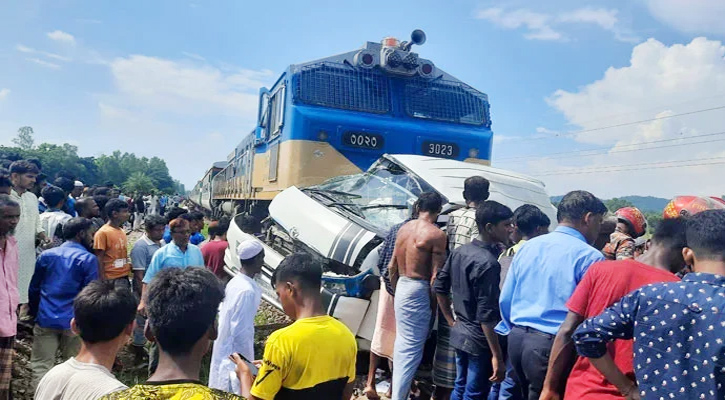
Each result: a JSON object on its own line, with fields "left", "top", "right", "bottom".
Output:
{"left": 16, "top": 44, "right": 72, "bottom": 62}
{"left": 531, "top": 37, "right": 725, "bottom": 198}
{"left": 494, "top": 128, "right": 556, "bottom": 145}
{"left": 181, "top": 51, "right": 206, "bottom": 61}
{"left": 645, "top": 0, "right": 725, "bottom": 35}
{"left": 493, "top": 135, "right": 518, "bottom": 145}
{"left": 99, "top": 56, "right": 275, "bottom": 187}
{"left": 16, "top": 44, "right": 34, "bottom": 53}
{"left": 27, "top": 58, "right": 61, "bottom": 69}
{"left": 475, "top": 7, "right": 638, "bottom": 43}
{"left": 207, "top": 131, "right": 224, "bottom": 141}
{"left": 558, "top": 8, "right": 638, "bottom": 43}
{"left": 98, "top": 102, "right": 136, "bottom": 120}
{"left": 108, "top": 55, "right": 273, "bottom": 117}
{"left": 0, "top": 88, "right": 9, "bottom": 100}
{"left": 47, "top": 30, "right": 76, "bottom": 45}
{"left": 535, "top": 127, "right": 561, "bottom": 136}
{"left": 475, "top": 8, "right": 563, "bottom": 41}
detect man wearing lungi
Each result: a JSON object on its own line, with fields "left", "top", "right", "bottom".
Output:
{"left": 389, "top": 192, "right": 447, "bottom": 400}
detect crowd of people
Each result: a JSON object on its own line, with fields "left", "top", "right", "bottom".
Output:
{"left": 0, "top": 159, "right": 224, "bottom": 398}
{"left": 363, "top": 178, "right": 725, "bottom": 400}
{"left": 2, "top": 156, "right": 725, "bottom": 400}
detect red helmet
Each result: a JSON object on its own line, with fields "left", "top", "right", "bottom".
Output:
{"left": 615, "top": 207, "right": 647, "bottom": 238}
{"left": 663, "top": 196, "right": 725, "bottom": 219}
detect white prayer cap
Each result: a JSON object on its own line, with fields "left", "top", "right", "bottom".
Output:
{"left": 237, "top": 239, "right": 264, "bottom": 261}
{"left": 74, "top": 180, "right": 84, "bottom": 187}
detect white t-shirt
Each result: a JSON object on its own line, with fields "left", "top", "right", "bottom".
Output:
{"left": 35, "top": 357, "right": 127, "bottom": 400}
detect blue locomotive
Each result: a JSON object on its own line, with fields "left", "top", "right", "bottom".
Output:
{"left": 194, "top": 30, "right": 494, "bottom": 214}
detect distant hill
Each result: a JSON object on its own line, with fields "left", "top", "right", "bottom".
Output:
{"left": 618, "top": 196, "right": 670, "bottom": 212}
{"left": 550, "top": 195, "right": 670, "bottom": 212}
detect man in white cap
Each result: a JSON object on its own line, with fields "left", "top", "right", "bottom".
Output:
{"left": 208, "top": 239, "right": 265, "bottom": 395}
{"left": 71, "top": 181, "right": 84, "bottom": 199}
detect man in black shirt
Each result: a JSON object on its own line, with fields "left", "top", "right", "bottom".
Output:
{"left": 434, "top": 200, "right": 513, "bottom": 400}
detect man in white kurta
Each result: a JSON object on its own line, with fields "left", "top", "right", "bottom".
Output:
{"left": 9, "top": 161, "right": 46, "bottom": 305}
{"left": 208, "top": 239, "right": 264, "bottom": 395}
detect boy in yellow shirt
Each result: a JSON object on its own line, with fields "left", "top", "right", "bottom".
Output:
{"left": 234, "top": 253, "right": 357, "bottom": 400}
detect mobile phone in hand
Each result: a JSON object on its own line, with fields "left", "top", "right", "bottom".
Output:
{"left": 235, "top": 352, "right": 259, "bottom": 376}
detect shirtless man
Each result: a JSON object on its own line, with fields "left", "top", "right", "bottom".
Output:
{"left": 389, "top": 192, "right": 446, "bottom": 400}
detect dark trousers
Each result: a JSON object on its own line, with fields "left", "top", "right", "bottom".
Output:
{"left": 488, "top": 335, "right": 523, "bottom": 400}
{"left": 452, "top": 349, "right": 493, "bottom": 400}
{"left": 488, "top": 358, "right": 524, "bottom": 400}
{"left": 507, "top": 326, "right": 554, "bottom": 400}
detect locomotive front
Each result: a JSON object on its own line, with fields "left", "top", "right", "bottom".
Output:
{"left": 206, "top": 30, "right": 494, "bottom": 215}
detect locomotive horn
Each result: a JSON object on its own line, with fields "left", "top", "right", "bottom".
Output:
{"left": 411, "top": 29, "right": 426, "bottom": 46}
{"left": 402, "top": 29, "right": 426, "bottom": 51}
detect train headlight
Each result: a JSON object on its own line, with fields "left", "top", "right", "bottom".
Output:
{"left": 417, "top": 60, "right": 435, "bottom": 77}
{"left": 403, "top": 53, "right": 418, "bottom": 70}
{"left": 468, "top": 148, "right": 479, "bottom": 158}
{"left": 354, "top": 50, "right": 377, "bottom": 69}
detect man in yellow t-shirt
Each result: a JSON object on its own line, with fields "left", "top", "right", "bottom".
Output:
{"left": 234, "top": 253, "right": 357, "bottom": 400}
{"left": 93, "top": 199, "right": 131, "bottom": 286}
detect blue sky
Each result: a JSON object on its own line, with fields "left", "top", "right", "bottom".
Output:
{"left": 2, "top": 0, "right": 725, "bottom": 198}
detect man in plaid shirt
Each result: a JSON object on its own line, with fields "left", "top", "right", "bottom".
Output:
{"left": 447, "top": 177, "right": 490, "bottom": 250}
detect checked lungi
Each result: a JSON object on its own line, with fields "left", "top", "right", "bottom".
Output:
{"left": 0, "top": 336, "right": 13, "bottom": 400}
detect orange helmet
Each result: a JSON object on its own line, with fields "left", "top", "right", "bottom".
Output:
{"left": 663, "top": 196, "right": 725, "bottom": 219}
{"left": 615, "top": 207, "right": 647, "bottom": 238}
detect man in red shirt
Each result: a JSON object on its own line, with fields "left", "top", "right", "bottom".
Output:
{"left": 539, "top": 218, "right": 686, "bottom": 400}
{"left": 201, "top": 219, "right": 229, "bottom": 281}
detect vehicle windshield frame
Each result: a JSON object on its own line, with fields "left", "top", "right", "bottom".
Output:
{"left": 308, "top": 169, "right": 430, "bottom": 234}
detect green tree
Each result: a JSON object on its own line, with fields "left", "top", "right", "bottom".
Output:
{"left": 78, "top": 157, "right": 101, "bottom": 184}
{"left": 12, "top": 126, "right": 35, "bottom": 150}
{"left": 124, "top": 172, "right": 155, "bottom": 194}
{"left": 34, "top": 143, "right": 84, "bottom": 179}
{"left": 147, "top": 157, "right": 174, "bottom": 190}
{"left": 604, "top": 198, "right": 635, "bottom": 212}
{"left": 3, "top": 126, "right": 179, "bottom": 193}
{"left": 644, "top": 211, "right": 663, "bottom": 235}
{"left": 173, "top": 179, "right": 186, "bottom": 194}
{"left": 95, "top": 151, "right": 126, "bottom": 185}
